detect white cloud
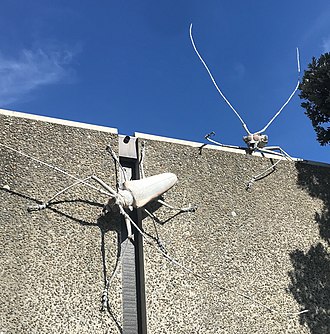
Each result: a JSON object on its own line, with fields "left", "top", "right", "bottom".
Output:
{"left": 322, "top": 37, "right": 330, "bottom": 53}
{"left": 0, "top": 48, "right": 75, "bottom": 106}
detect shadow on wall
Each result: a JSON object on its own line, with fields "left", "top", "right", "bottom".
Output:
{"left": 1, "top": 187, "right": 124, "bottom": 333}
{"left": 294, "top": 162, "right": 330, "bottom": 244}
{"left": 288, "top": 162, "right": 330, "bottom": 334}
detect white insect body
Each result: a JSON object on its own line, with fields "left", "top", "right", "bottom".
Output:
{"left": 88, "top": 171, "right": 180, "bottom": 239}
{"left": 243, "top": 133, "right": 268, "bottom": 151}
{"left": 120, "top": 172, "right": 178, "bottom": 208}
{"left": 17, "top": 143, "right": 193, "bottom": 239}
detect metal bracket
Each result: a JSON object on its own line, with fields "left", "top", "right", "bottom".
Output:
{"left": 119, "top": 135, "right": 138, "bottom": 160}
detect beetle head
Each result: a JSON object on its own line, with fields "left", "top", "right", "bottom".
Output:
{"left": 243, "top": 133, "right": 268, "bottom": 151}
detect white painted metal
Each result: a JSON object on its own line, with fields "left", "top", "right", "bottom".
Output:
{"left": 122, "top": 173, "right": 178, "bottom": 208}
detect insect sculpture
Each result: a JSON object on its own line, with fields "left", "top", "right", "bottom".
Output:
{"left": 1, "top": 140, "right": 196, "bottom": 315}
{"left": 26, "top": 143, "right": 196, "bottom": 239}
{"left": 0, "top": 139, "right": 308, "bottom": 319}
{"left": 189, "top": 24, "right": 301, "bottom": 188}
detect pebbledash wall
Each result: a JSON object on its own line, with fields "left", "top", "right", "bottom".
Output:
{"left": 1, "top": 108, "right": 330, "bottom": 334}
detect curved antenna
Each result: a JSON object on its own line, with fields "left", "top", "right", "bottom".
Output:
{"left": 257, "top": 48, "right": 301, "bottom": 134}
{"left": 189, "top": 23, "right": 251, "bottom": 135}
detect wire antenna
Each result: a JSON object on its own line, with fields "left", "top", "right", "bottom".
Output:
{"left": 257, "top": 47, "right": 301, "bottom": 134}
{"left": 189, "top": 23, "right": 251, "bottom": 135}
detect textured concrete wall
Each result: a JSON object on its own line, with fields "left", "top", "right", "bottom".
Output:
{"left": 137, "top": 136, "right": 330, "bottom": 334}
{"left": 0, "top": 112, "right": 121, "bottom": 334}
{"left": 1, "top": 111, "right": 330, "bottom": 334}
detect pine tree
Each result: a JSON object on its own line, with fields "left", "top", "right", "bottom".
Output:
{"left": 299, "top": 53, "right": 330, "bottom": 145}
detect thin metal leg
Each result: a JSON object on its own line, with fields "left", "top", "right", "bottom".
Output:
{"left": 28, "top": 175, "right": 113, "bottom": 211}
{"left": 156, "top": 199, "right": 197, "bottom": 213}
{"left": 259, "top": 146, "right": 293, "bottom": 160}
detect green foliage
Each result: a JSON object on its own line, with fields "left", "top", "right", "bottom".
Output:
{"left": 299, "top": 53, "right": 330, "bottom": 145}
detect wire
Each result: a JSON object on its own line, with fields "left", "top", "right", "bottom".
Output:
{"left": 189, "top": 23, "right": 251, "bottom": 135}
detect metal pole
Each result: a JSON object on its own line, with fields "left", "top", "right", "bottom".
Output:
{"left": 119, "top": 135, "right": 147, "bottom": 334}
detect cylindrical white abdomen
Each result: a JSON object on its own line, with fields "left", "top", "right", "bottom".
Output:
{"left": 122, "top": 173, "right": 178, "bottom": 208}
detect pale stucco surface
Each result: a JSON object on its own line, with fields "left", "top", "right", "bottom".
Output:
{"left": 0, "top": 111, "right": 329, "bottom": 334}
{"left": 138, "top": 137, "right": 330, "bottom": 334}
{"left": 0, "top": 113, "right": 121, "bottom": 334}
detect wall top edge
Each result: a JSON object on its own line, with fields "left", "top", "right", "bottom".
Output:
{"left": 134, "top": 131, "right": 308, "bottom": 162}
{"left": 0, "top": 108, "right": 118, "bottom": 134}
{"left": 1, "top": 109, "right": 328, "bottom": 168}
{"left": 135, "top": 132, "right": 330, "bottom": 167}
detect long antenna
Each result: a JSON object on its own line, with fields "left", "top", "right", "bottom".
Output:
{"left": 257, "top": 48, "right": 301, "bottom": 134}
{"left": 189, "top": 23, "right": 251, "bottom": 135}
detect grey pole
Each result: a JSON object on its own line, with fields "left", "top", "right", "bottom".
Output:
{"left": 119, "top": 135, "right": 147, "bottom": 334}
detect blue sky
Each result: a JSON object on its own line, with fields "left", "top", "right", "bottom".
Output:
{"left": 0, "top": 1, "right": 329, "bottom": 163}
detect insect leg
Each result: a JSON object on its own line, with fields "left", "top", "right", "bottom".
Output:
{"left": 246, "top": 157, "right": 284, "bottom": 190}
{"left": 129, "top": 195, "right": 307, "bottom": 315}
{"left": 0, "top": 142, "right": 115, "bottom": 198}
{"left": 90, "top": 176, "right": 118, "bottom": 196}
{"left": 106, "top": 143, "right": 128, "bottom": 183}
{"left": 204, "top": 132, "right": 241, "bottom": 149}
{"left": 142, "top": 207, "right": 168, "bottom": 252}
{"left": 28, "top": 175, "right": 114, "bottom": 211}
{"left": 156, "top": 199, "right": 197, "bottom": 213}
{"left": 118, "top": 205, "right": 143, "bottom": 240}
{"left": 259, "top": 146, "right": 293, "bottom": 160}
{"left": 139, "top": 141, "right": 146, "bottom": 179}
{"left": 101, "top": 234, "right": 129, "bottom": 324}
{"left": 205, "top": 132, "right": 224, "bottom": 146}
{"left": 124, "top": 215, "right": 134, "bottom": 240}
